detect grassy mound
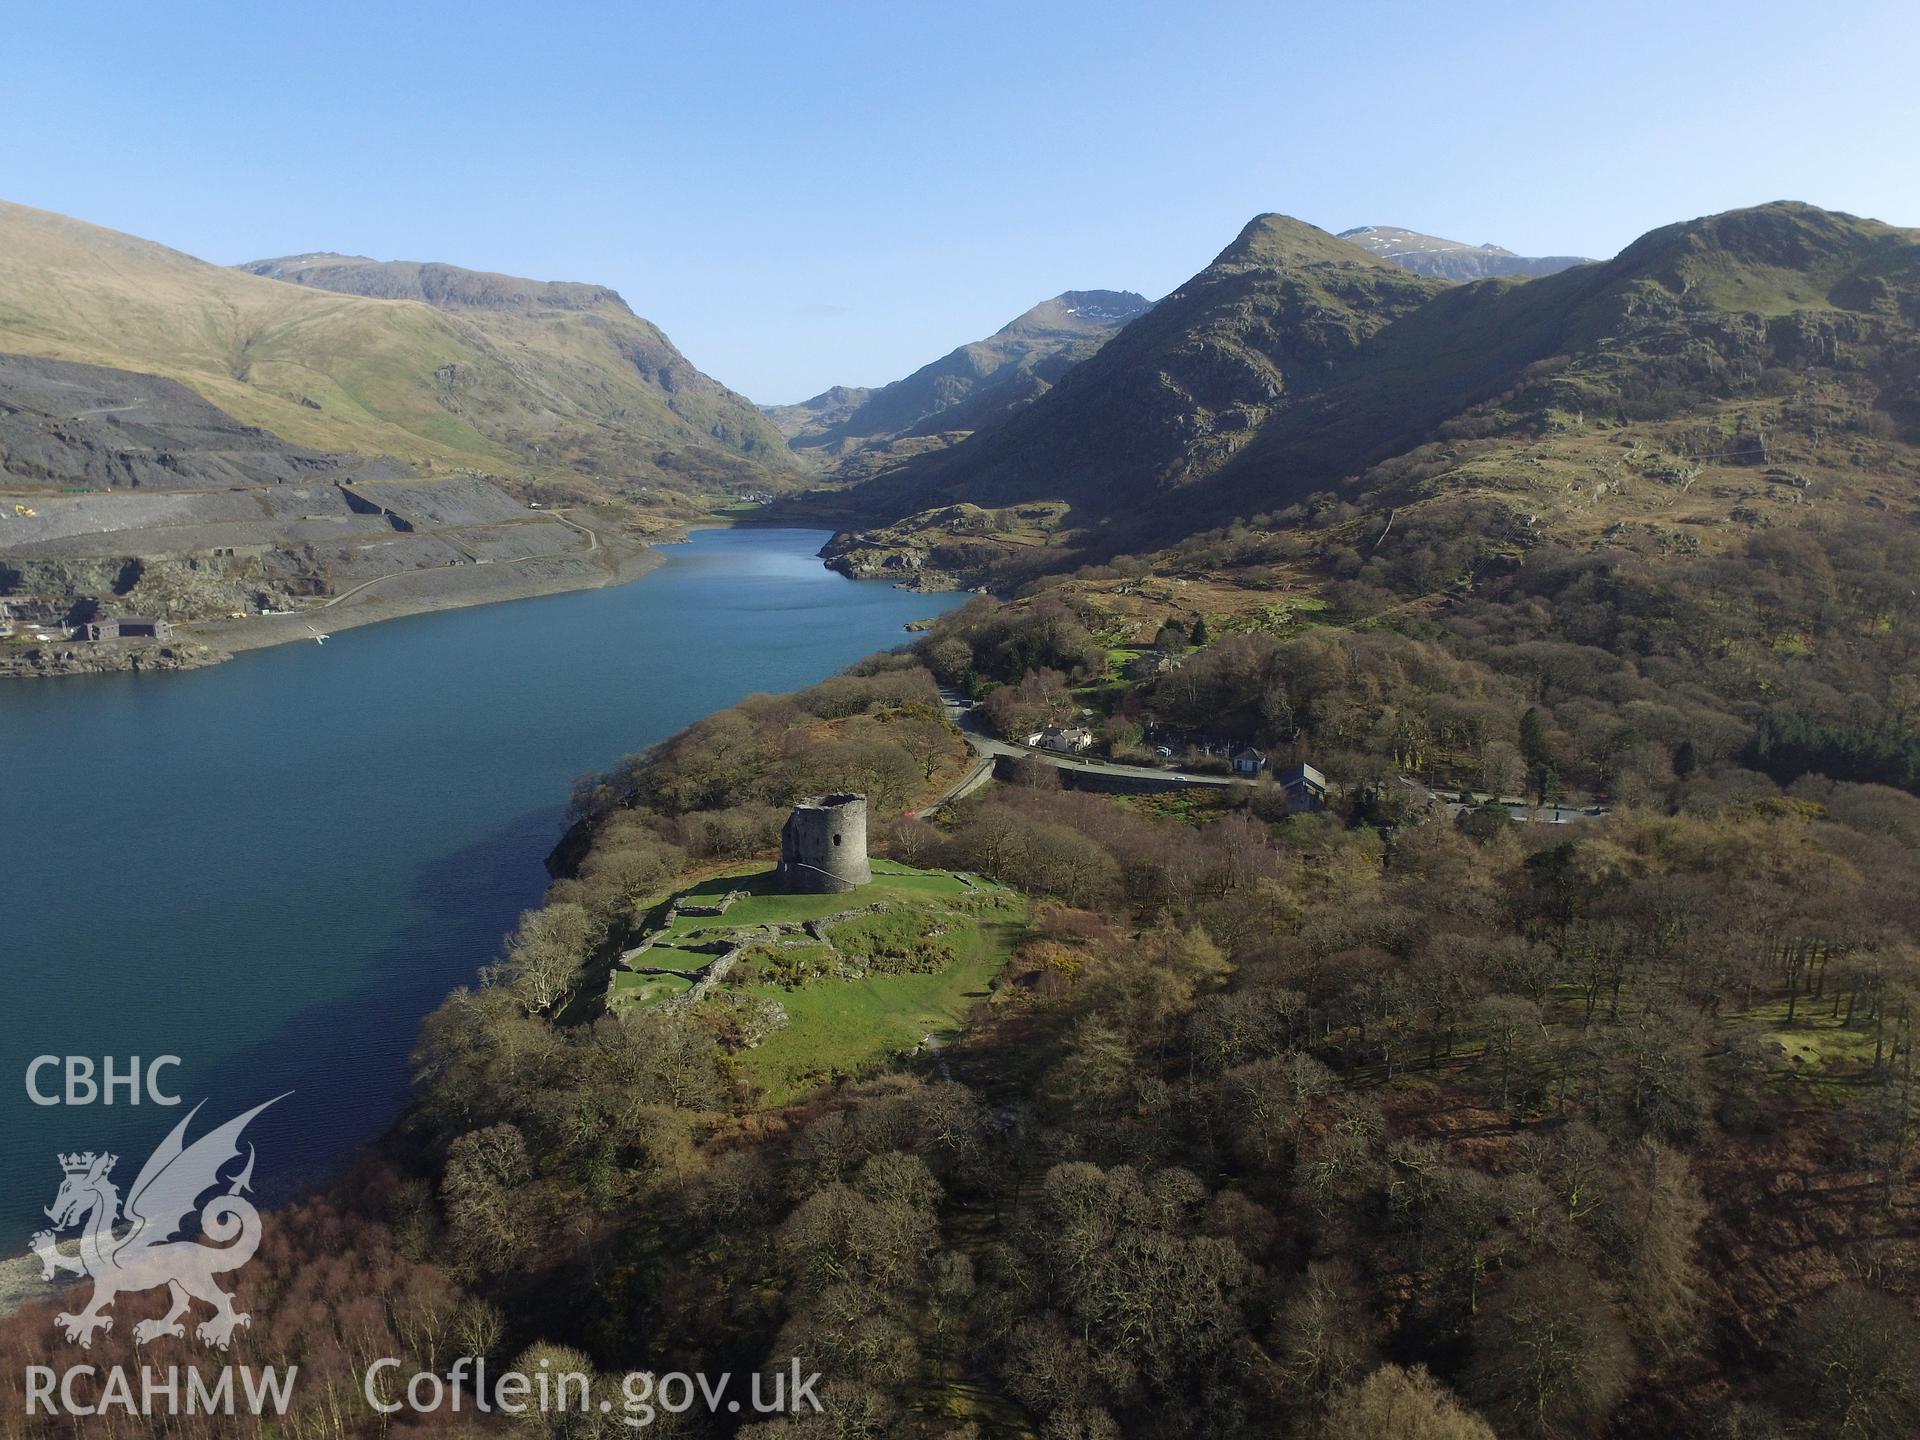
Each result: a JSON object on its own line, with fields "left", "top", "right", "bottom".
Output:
{"left": 613, "top": 859, "right": 1026, "bottom": 1104}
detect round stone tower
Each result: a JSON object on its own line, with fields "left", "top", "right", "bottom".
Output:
{"left": 778, "top": 792, "right": 872, "bottom": 894}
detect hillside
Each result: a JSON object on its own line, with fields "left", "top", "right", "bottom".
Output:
{"left": 0, "top": 202, "right": 787, "bottom": 496}
{"left": 1339, "top": 224, "right": 1592, "bottom": 279}
{"left": 1199, "top": 200, "right": 1920, "bottom": 527}
{"left": 9, "top": 198, "right": 1918, "bottom": 1438}
{"left": 0, "top": 201, "right": 800, "bottom": 670}
{"left": 807, "top": 214, "right": 1447, "bottom": 530}
{"left": 0, "top": 350, "right": 381, "bottom": 491}
{"left": 766, "top": 288, "right": 1151, "bottom": 456}
{"left": 239, "top": 250, "right": 789, "bottom": 469}
{"left": 814, "top": 202, "right": 1920, "bottom": 582}
{"left": 150, "top": 549, "right": 1920, "bottom": 1440}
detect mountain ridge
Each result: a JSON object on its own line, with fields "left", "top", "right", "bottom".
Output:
{"left": 237, "top": 249, "right": 789, "bottom": 464}
{"left": 0, "top": 200, "right": 794, "bottom": 668}
{"left": 811, "top": 200, "right": 1920, "bottom": 585}
{"left": 241, "top": 252, "right": 630, "bottom": 312}
{"left": 811, "top": 212, "right": 1446, "bottom": 525}
{"left": 766, "top": 288, "right": 1151, "bottom": 456}
{"left": 0, "top": 199, "right": 790, "bottom": 490}
{"left": 1338, "top": 223, "right": 1592, "bottom": 280}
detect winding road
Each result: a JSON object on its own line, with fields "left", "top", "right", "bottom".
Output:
{"left": 927, "top": 692, "right": 1604, "bottom": 825}
{"left": 913, "top": 692, "right": 1233, "bottom": 815}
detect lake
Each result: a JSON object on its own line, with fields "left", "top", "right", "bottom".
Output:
{"left": 0, "top": 527, "right": 962, "bottom": 1237}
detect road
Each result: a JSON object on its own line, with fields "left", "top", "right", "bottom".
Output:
{"left": 548, "top": 510, "right": 600, "bottom": 551}
{"left": 933, "top": 693, "right": 1605, "bottom": 824}
{"left": 938, "top": 693, "right": 1234, "bottom": 788}
{"left": 912, "top": 753, "right": 996, "bottom": 817}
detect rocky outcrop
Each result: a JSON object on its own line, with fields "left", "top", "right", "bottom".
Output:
{"left": 819, "top": 500, "right": 1069, "bottom": 592}
{"left": 0, "top": 637, "right": 229, "bottom": 678}
{"left": 822, "top": 538, "right": 966, "bottom": 591}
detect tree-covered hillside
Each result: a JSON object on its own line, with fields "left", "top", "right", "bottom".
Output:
{"left": 7, "top": 201, "right": 1914, "bottom": 1440}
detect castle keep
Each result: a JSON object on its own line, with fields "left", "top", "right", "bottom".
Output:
{"left": 777, "top": 792, "right": 872, "bottom": 893}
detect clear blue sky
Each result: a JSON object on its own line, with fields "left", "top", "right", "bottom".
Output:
{"left": 6, "top": 0, "right": 1916, "bottom": 402}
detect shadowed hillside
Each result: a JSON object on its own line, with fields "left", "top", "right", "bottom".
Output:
{"left": 811, "top": 214, "right": 1447, "bottom": 526}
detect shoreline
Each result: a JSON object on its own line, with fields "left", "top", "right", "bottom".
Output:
{"left": 197, "top": 539, "right": 669, "bottom": 657}
{"left": 0, "top": 521, "right": 927, "bottom": 1325}
{"left": 1, "top": 522, "right": 679, "bottom": 679}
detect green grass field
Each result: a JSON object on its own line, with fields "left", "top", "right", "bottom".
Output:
{"left": 614, "top": 859, "right": 1026, "bottom": 1104}
{"left": 609, "top": 971, "right": 695, "bottom": 1005}
{"left": 1729, "top": 995, "right": 1889, "bottom": 1101}
{"left": 739, "top": 906, "right": 1025, "bottom": 1103}
{"left": 1103, "top": 645, "right": 1146, "bottom": 683}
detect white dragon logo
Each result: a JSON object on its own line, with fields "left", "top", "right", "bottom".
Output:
{"left": 29, "top": 1096, "right": 283, "bottom": 1350}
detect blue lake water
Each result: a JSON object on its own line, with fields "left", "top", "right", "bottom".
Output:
{"left": 0, "top": 528, "right": 961, "bottom": 1236}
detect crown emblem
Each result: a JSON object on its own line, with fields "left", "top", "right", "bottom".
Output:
{"left": 58, "top": 1152, "right": 114, "bottom": 1176}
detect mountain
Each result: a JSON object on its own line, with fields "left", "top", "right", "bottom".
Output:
{"left": 1199, "top": 201, "right": 1920, "bottom": 518}
{"left": 766, "top": 384, "right": 874, "bottom": 443}
{"left": 817, "top": 202, "right": 1920, "bottom": 583}
{"left": 0, "top": 201, "right": 786, "bottom": 497}
{"left": 0, "top": 201, "right": 792, "bottom": 666}
{"left": 766, "top": 289, "right": 1151, "bottom": 454}
{"left": 239, "top": 251, "right": 789, "bottom": 470}
{"left": 1338, "top": 224, "right": 1592, "bottom": 280}
{"left": 815, "top": 216, "right": 1445, "bottom": 523}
